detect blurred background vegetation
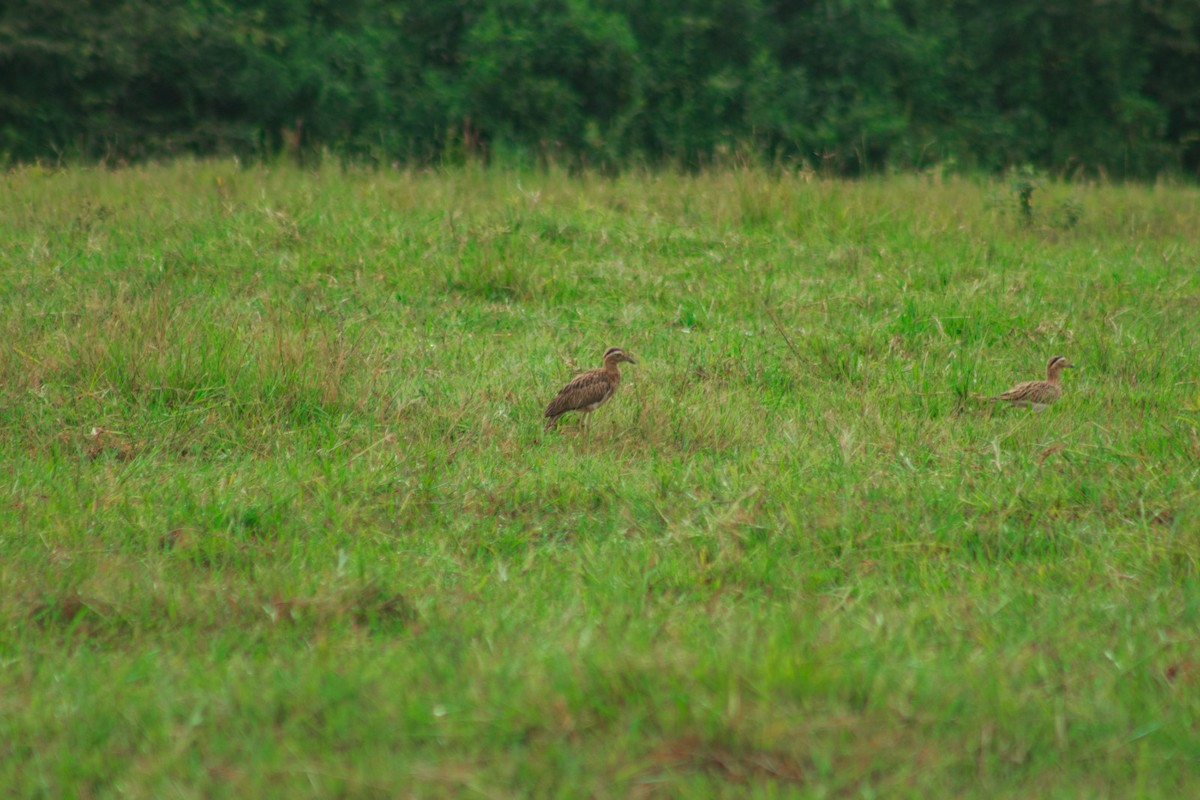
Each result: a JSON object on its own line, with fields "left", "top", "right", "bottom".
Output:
{"left": 2, "top": 0, "right": 1198, "bottom": 177}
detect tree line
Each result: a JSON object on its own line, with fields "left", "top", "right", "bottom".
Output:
{"left": 2, "top": 0, "right": 1198, "bottom": 177}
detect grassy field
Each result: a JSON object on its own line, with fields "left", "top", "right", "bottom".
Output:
{"left": 2, "top": 161, "right": 1199, "bottom": 797}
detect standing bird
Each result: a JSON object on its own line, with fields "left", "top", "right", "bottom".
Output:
{"left": 992, "top": 355, "right": 1074, "bottom": 411}
{"left": 544, "top": 347, "right": 637, "bottom": 432}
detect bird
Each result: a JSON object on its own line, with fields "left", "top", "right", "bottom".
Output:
{"left": 992, "top": 355, "right": 1074, "bottom": 411}
{"left": 544, "top": 347, "right": 637, "bottom": 432}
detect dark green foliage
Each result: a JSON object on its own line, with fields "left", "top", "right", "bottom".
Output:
{"left": 1, "top": 0, "right": 1198, "bottom": 176}
{"left": 1009, "top": 165, "right": 1038, "bottom": 226}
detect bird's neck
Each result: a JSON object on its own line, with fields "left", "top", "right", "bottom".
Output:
{"left": 603, "top": 359, "right": 622, "bottom": 380}
{"left": 1046, "top": 370, "right": 1062, "bottom": 384}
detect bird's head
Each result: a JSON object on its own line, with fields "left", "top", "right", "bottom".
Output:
{"left": 1047, "top": 355, "right": 1074, "bottom": 378}
{"left": 603, "top": 347, "right": 637, "bottom": 366}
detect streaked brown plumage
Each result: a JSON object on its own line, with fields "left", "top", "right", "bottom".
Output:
{"left": 544, "top": 347, "right": 637, "bottom": 431}
{"left": 993, "top": 355, "right": 1074, "bottom": 411}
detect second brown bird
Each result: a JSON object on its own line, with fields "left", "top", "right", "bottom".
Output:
{"left": 993, "top": 355, "right": 1074, "bottom": 411}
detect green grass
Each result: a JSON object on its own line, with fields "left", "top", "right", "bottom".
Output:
{"left": 2, "top": 160, "right": 1199, "bottom": 797}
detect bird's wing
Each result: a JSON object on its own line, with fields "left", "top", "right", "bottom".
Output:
{"left": 997, "top": 380, "right": 1034, "bottom": 401}
{"left": 998, "top": 380, "right": 1056, "bottom": 403}
{"left": 544, "top": 370, "right": 613, "bottom": 418}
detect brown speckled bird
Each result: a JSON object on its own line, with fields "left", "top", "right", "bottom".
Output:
{"left": 993, "top": 355, "right": 1074, "bottom": 411}
{"left": 544, "top": 347, "right": 637, "bottom": 431}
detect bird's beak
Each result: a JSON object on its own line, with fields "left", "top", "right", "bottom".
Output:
{"left": 1065, "top": 362, "right": 1075, "bottom": 368}
{"left": 626, "top": 355, "right": 637, "bottom": 365}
